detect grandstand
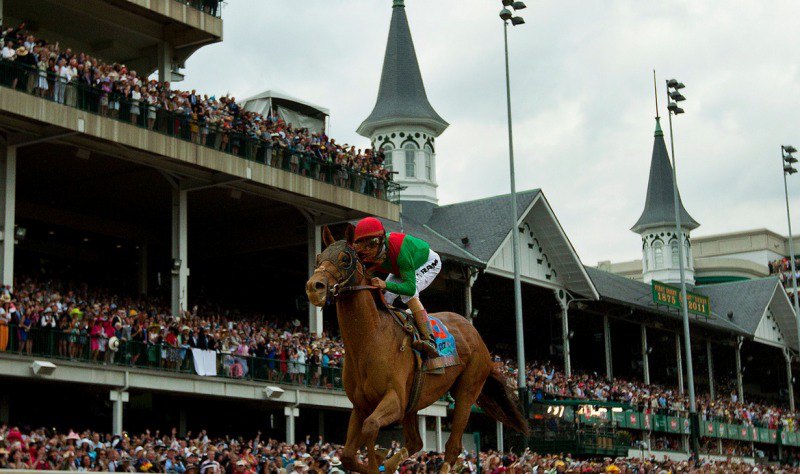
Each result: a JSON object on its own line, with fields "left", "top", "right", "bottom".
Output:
{"left": 0, "top": 0, "right": 799, "bottom": 471}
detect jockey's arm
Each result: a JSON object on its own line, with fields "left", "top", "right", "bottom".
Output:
{"left": 384, "top": 253, "right": 417, "bottom": 297}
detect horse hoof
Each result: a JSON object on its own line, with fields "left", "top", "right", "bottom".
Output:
{"left": 439, "top": 461, "right": 451, "bottom": 474}
{"left": 375, "top": 447, "right": 390, "bottom": 460}
{"left": 384, "top": 447, "right": 409, "bottom": 473}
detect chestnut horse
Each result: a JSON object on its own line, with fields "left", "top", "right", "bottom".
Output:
{"left": 305, "top": 225, "right": 527, "bottom": 474}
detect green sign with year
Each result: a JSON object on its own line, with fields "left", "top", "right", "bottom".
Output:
{"left": 651, "top": 280, "right": 710, "bottom": 317}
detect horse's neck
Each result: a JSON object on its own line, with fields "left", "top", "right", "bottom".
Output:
{"left": 336, "top": 288, "right": 383, "bottom": 357}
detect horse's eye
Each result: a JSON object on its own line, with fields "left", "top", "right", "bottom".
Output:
{"left": 341, "top": 253, "right": 351, "bottom": 265}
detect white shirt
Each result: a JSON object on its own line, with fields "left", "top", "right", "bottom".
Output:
{"left": 1, "top": 46, "right": 14, "bottom": 60}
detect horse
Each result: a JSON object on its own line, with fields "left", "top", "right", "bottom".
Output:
{"left": 305, "top": 224, "right": 528, "bottom": 474}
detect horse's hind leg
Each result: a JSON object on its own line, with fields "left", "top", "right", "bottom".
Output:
{"left": 442, "top": 360, "right": 491, "bottom": 472}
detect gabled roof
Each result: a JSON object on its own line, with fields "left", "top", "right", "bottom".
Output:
{"left": 426, "top": 190, "right": 541, "bottom": 262}
{"left": 631, "top": 118, "right": 699, "bottom": 233}
{"left": 375, "top": 216, "right": 483, "bottom": 268}
{"left": 585, "top": 267, "right": 749, "bottom": 336}
{"left": 698, "top": 277, "right": 797, "bottom": 350}
{"left": 425, "top": 190, "right": 598, "bottom": 299}
{"left": 356, "top": 0, "right": 448, "bottom": 138}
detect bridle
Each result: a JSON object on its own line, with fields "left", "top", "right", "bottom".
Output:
{"left": 315, "top": 242, "right": 375, "bottom": 305}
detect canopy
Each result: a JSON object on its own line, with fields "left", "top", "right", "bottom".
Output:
{"left": 241, "top": 90, "right": 330, "bottom": 134}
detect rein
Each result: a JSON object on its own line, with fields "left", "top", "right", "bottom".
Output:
{"left": 318, "top": 244, "right": 377, "bottom": 304}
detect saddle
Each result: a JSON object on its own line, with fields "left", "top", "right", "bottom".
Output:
{"left": 374, "top": 291, "right": 459, "bottom": 373}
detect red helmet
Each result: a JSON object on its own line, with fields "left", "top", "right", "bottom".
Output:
{"left": 354, "top": 217, "right": 385, "bottom": 242}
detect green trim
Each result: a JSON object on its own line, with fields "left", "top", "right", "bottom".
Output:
{"left": 393, "top": 0, "right": 405, "bottom": 7}
{"left": 695, "top": 275, "right": 750, "bottom": 285}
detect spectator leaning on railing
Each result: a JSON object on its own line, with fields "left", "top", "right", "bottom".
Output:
{"left": 0, "top": 23, "right": 395, "bottom": 200}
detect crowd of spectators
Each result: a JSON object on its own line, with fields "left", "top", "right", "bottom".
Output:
{"left": 0, "top": 22, "right": 394, "bottom": 199}
{"left": 2, "top": 425, "right": 798, "bottom": 473}
{"left": 3, "top": 272, "right": 800, "bottom": 435}
{"left": 495, "top": 358, "right": 800, "bottom": 434}
{"left": 0, "top": 276, "right": 345, "bottom": 389}
{"left": 769, "top": 257, "right": 800, "bottom": 290}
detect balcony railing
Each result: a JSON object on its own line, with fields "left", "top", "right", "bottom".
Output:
{"left": 0, "top": 324, "right": 344, "bottom": 391}
{"left": 0, "top": 60, "right": 401, "bottom": 201}
{"left": 183, "top": 0, "right": 224, "bottom": 18}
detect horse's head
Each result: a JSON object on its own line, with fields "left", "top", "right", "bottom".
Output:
{"left": 305, "top": 224, "right": 364, "bottom": 308}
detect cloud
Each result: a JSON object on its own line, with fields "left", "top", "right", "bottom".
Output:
{"left": 181, "top": 0, "right": 799, "bottom": 265}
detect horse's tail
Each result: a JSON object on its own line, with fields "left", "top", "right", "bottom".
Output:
{"left": 476, "top": 365, "right": 529, "bottom": 435}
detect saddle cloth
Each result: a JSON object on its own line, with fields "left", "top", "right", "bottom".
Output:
{"left": 384, "top": 305, "right": 461, "bottom": 373}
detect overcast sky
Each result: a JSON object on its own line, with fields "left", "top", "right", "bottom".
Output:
{"left": 181, "top": 0, "right": 800, "bottom": 265}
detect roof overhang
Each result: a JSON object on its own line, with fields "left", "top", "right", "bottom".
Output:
{"left": 242, "top": 90, "right": 330, "bottom": 118}
{"left": 356, "top": 117, "right": 449, "bottom": 139}
{"left": 487, "top": 192, "right": 599, "bottom": 299}
{"left": 766, "top": 282, "right": 799, "bottom": 351}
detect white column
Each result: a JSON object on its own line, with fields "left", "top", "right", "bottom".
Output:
{"left": 0, "top": 145, "right": 15, "bottom": 289}
{"left": 307, "top": 223, "right": 322, "bottom": 336}
{"left": 641, "top": 324, "right": 650, "bottom": 385}
{"left": 464, "top": 269, "right": 478, "bottom": 324}
{"left": 496, "top": 420, "right": 504, "bottom": 452}
{"left": 285, "top": 407, "right": 298, "bottom": 445}
{"left": 157, "top": 41, "right": 174, "bottom": 83}
{"left": 557, "top": 291, "right": 571, "bottom": 378}
{"left": 109, "top": 390, "right": 128, "bottom": 436}
{"left": 676, "top": 333, "right": 684, "bottom": 395}
{"left": 171, "top": 188, "right": 188, "bottom": 317}
{"left": 418, "top": 415, "right": 428, "bottom": 452}
{"left": 706, "top": 340, "right": 715, "bottom": 400}
{"left": 735, "top": 337, "right": 744, "bottom": 402}
{"left": 603, "top": 314, "right": 613, "bottom": 380}
{"left": 785, "top": 349, "right": 795, "bottom": 412}
{"left": 435, "top": 416, "right": 443, "bottom": 453}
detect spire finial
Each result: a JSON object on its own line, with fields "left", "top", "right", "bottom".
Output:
{"left": 653, "top": 70, "right": 663, "bottom": 136}
{"left": 393, "top": 0, "right": 405, "bottom": 7}
{"left": 653, "top": 69, "right": 660, "bottom": 120}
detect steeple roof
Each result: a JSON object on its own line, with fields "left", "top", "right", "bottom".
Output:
{"left": 356, "top": 0, "right": 449, "bottom": 138}
{"left": 631, "top": 118, "right": 699, "bottom": 233}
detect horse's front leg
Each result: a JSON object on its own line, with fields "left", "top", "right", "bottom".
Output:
{"left": 341, "top": 410, "right": 369, "bottom": 473}
{"left": 362, "top": 390, "right": 403, "bottom": 473}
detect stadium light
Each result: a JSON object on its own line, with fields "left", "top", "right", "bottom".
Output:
{"left": 665, "top": 76, "right": 699, "bottom": 456}
{"left": 782, "top": 144, "right": 800, "bottom": 408}
{"left": 498, "top": 0, "right": 528, "bottom": 415}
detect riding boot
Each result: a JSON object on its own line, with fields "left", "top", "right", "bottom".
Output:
{"left": 407, "top": 298, "right": 439, "bottom": 358}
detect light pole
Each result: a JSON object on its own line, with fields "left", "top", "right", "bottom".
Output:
{"left": 665, "top": 77, "right": 699, "bottom": 457}
{"left": 782, "top": 144, "right": 800, "bottom": 406}
{"left": 499, "top": 0, "right": 527, "bottom": 410}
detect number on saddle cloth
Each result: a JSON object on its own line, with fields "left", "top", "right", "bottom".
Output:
{"left": 427, "top": 316, "right": 456, "bottom": 358}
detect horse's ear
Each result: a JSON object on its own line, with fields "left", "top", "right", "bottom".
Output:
{"left": 344, "top": 224, "right": 355, "bottom": 247}
{"left": 322, "top": 226, "right": 335, "bottom": 248}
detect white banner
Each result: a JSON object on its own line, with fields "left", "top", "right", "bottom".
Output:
{"left": 191, "top": 348, "right": 217, "bottom": 377}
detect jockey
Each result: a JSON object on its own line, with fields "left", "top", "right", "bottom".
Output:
{"left": 353, "top": 217, "right": 440, "bottom": 358}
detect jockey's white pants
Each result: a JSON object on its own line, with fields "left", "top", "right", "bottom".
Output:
{"left": 384, "top": 249, "right": 442, "bottom": 305}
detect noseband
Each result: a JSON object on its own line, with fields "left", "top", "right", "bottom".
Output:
{"left": 316, "top": 243, "right": 375, "bottom": 305}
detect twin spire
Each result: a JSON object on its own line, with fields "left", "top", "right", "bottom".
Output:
{"left": 357, "top": 0, "right": 448, "bottom": 138}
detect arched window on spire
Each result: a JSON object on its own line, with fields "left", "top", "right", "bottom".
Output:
{"left": 404, "top": 143, "right": 416, "bottom": 178}
{"left": 671, "top": 242, "right": 680, "bottom": 267}
{"left": 653, "top": 242, "right": 664, "bottom": 269}
{"left": 381, "top": 144, "right": 394, "bottom": 172}
{"left": 424, "top": 144, "right": 433, "bottom": 181}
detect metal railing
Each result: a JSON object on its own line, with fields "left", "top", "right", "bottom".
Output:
{"left": 0, "top": 323, "right": 344, "bottom": 390}
{"left": 0, "top": 59, "right": 401, "bottom": 201}
{"left": 183, "top": 0, "right": 224, "bottom": 18}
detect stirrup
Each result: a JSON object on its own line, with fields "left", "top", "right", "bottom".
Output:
{"left": 413, "top": 338, "right": 438, "bottom": 357}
